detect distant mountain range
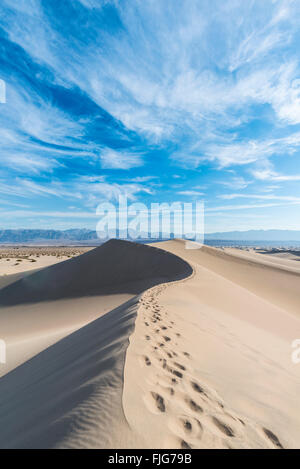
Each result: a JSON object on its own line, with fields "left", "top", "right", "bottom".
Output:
{"left": 0, "top": 229, "right": 99, "bottom": 245}
{"left": 1, "top": 229, "right": 300, "bottom": 245}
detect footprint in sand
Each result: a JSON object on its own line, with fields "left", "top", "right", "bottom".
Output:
{"left": 211, "top": 416, "right": 235, "bottom": 437}
{"left": 166, "top": 364, "right": 183, "bottom": 379}
{"left": 160, "top": 358, "right": 167, "bottom": 369}
{"left": 169, "top": 415, "right": 203, "bottom": 440}
{"left": 184, "top": 397, "right": 204, "bottom": 414}
{"left": 202, "top": 413, "right": 245, "bottom": 440}
{"left": 144, "top": 392, "right": 166, "bottom": 413}
{"left": 164, "top": 435, "right": 192, "bottom": 450}
{"left": 156, "top": 382, "right": 175, "bottom": 397}
{"left": 154, "top": 384, "right": 175, "bottom": 397}
{"left": 181, "top": 439, "right": 192, "bottom": 449}
{"left": 173, "top": 362, "right": 186, "bottom": 371}
{"left": 144, "top": 356, "right": 152, "bottom": 366}
{"left": 262, "top": 427, "right": 284, "bottom": 449}
{"left": 190, "top": 381, "right": 208, "bottom": 396}
{"left": 157, "top": 374, "right": 178, "bottom": 388}
{"left": 140, "top": 288, "right": 285, "bottom": 450}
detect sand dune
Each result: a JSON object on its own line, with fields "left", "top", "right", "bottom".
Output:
{"left": 0, "top": 298, "right": 139, "bottom": 449}
{"left": 0, "top": 240, "right": 191, "bottom": 377}
{"left": 0, "top": 240, "right": 191, "bottom": 448}
{"left": 0, "top": 239, "right": 191, "bottom": 305}
{"left": 254, "top": 248, "right": 300, "bottom": 264}
{"left": 124, "top": 240, "right": 300, "bottom": 448}
{"left": 0, "top": 239, "right": 299, "bottom": 449}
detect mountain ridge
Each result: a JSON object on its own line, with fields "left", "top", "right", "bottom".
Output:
{"left": 1, "top": 228, "right": 300, "bottom": 244}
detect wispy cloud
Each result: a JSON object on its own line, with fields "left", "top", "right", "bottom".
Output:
{"left": 1, "top": 0, "right": 300, "bottom": 229}
{"left": 0, "top": 176, "right": 154, "bottom": 205}
{"left": 207, "top": 202, "right": 300, "bottom": 212}
{"left": 100, "top": 148, "right": 143, "bottom": 169}
{"left": 220, "top": 176, "right": 251, "bottom": 190}
{"left": 219, "top": 193, "right": 300, "bottom": 203}
{"left": 252, "top": 169, "right": 300, "bottom": 182}
{"left": 177, "top": 190, "right": 205, "bottom": 197}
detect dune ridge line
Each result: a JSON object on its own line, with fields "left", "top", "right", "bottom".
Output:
{"left": 0, "top": 240, "right": 193, "bottom": 449}
{"left": 122, "top": 240, "right": 298, "bottom": 449}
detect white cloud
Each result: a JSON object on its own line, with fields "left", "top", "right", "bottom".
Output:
{"left": 1, "top": 0, "right": 300, "bottom": 232}
{"left": 177, "top": 190, "right": 205, "bottom": 197}
{"left": 100, "top": 149, "right": 143, "bottom": 169}
{"left": 220, "top": 176, "right": 250, "bottom": 190}
{"left": 0, "top": 179, "right": 83, "bottom": 199}
{"left": 0, "top": 177, "right": 154, "bottom": 210}
{"left": 3, "top": 0, "right": 300, "bottom": 144}
{"left": 252, "top": 168, "right": 300, "bottom": 182}
{"left": 130, "top": 176, "right": 157, "bottom": 183}
{"left": 207, "top": 201, "right": 300, "bottom": 212}
{"left": 82, "top": 181, "right": 153, "bottom": 204}
{"left": 194, "top": 132, "right": 300, "bottom": 168}
{"left": 0, "top": 209, "right": 99, "bottom": 219}
{"left": 228, "top": 0, "right": 293, "bottom": 72}
{"left": 219, "top": 193, "right": 300, "bottom": 202}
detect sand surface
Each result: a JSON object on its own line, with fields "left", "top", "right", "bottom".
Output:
{"left": 0, "top": 247, "right": 92, "bottom": 276}
{"left": 0, "top": 239, "right": 299, "bottom": 449}
{"left": 254, "top": 248, "right": 300, "bottom": 264}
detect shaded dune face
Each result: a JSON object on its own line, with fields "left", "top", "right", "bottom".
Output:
{"left": 0, "top": 297, "right": 140, "bottom": 449}
{"left": 0, "top": 240, "right": 193, "bottom": 449}
{"left": 0, "top": 239, "right": 192, "bottom": 306}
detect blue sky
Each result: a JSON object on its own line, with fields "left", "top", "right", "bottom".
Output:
{"left": 1, "top": 0, "right": 300, "bottom": 232}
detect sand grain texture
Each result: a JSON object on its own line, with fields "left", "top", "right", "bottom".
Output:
{"left": 0, "top": 239, "right": 299, "bottom": 449}
{"left": 0, "top": 240, "right": 191, "bottom": 448}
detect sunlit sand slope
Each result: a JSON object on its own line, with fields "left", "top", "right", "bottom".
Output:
{"left": 0, "top": 240, "right": 192, "bottom": 376}
{"left": 123, "top": 240, "right": 300, "bottom": 449}
{"left": 0, "top": 240, "right": 192, "bottom": 448}
{"left": 1, "top": 239, "right": 299, "bottom": 448}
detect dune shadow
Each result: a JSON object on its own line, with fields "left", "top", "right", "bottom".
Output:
{"left": 0, "top": 239, "right": 193, "bottom": 307}
{"left": 0, "top": 296, "right": 139, "bottom": 448}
